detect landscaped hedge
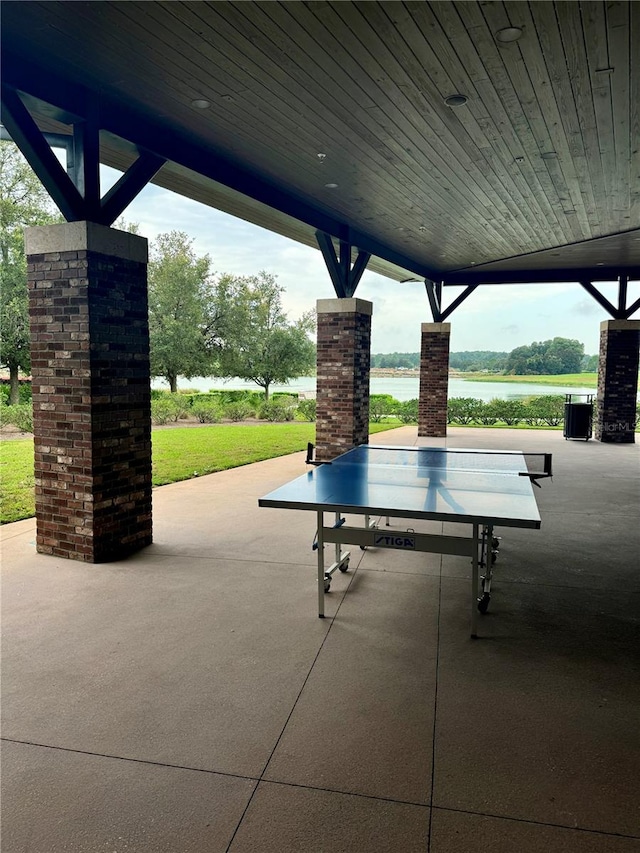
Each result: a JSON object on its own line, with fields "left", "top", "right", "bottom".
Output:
{"left": 444, "top": 395, "right": 614, "bottom": 427}
{"left": 8, "top": 385, "right": 639, "bottom": 431}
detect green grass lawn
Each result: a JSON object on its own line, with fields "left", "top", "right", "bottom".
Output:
{"left": 0, "top": 421, "right": 399, "bottom": 524}
{"left": 0, "top": 439, "right": 36, "bottom": 524}
{"left": 458, "top": 372, "right": 598, "bottom": 387}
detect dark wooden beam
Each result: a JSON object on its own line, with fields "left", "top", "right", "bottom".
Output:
{"left": 316, "top": 231, "right": 346, "bottom": 297}
{"left": 618, "top": 276, "right": 628, "bottom": 314}
{"left": 5, "top": 58, "right": 639, "bottom": 288}
{"left": 624, "top": 295, "right": 640, "bottom": 318}
{"left": 2, "top": 85, "right": 167, "bottom": 227}
{"left": 71, "top": 118, "right": 101, "bottom": 219}
{"left": 99, "top": 151, "right": 166, "bottom": 226}
{"left": 425, "top": 280, "right": 478, "bottom": 321}
{"left": 424, "top": 279, "right": 442, "bottom": 322}
{"left": 316, "top": 231, "right": 371, "bottom": 298}
{"left": 579, "top": 281, "right": 620, "bottom": 319}
{"left": 2, "top": 57, "right": 442, "bottom": 281}
{"left": 440, "top": 284, "right": 478, "bottom": 321}
{"left": 0, "top": 84, "right": 85, "bottom": 221}
{"left": 443, "top": 268, "right": 640, "bottom": 285}
{"left": 348, "top": 248, "right": 371, "bottom": 295}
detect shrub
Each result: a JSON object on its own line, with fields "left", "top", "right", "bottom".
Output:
{"left": 447, "top": 397, "right": 484, "bottom": 425}
{"left": 476, "top": 400, "right": 500, "bottom": 425}
{"left": 259, "top": 396, "right": 296, "bottom": 422}
{"left": 526, "top": 395, "right": 565, "bottom": 427}
{"left": 489, "top": 398, "right": 526, "bottom": 425}
{"left": 297, "top": 399, "right": 317, "bottom": 422}
{"left": 173, "top": 394, "right": 192, "bottom": 421}
{"left": 5, "top": 402, "right": 34, "bottom": 433}
{"left": 396, "top": 399, "right": 418, "bottom": 424}
{"left": 214, "top": 389, "right": 257, "bottom": 404}
{"left": 369, "top": 394, "right": 395, "bottom": 423}
{"left": 0, "top": 382, "right": 32, "bottom": 404}
{"left": 151, "top": 396, "right": 182, "bottom": 425}
{"left": 223, "top": 401, "right": 255, "bottom": 421}
{"left": 191, "top": 399, "right": 222, "bottom": 423}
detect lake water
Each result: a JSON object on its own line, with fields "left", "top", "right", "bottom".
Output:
{"left": 153, "top": 375, "right": 597, "bottom": 402}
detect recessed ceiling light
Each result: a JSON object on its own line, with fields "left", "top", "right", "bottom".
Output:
{"left": 324, "top": 182, "right": 338, "bottom": 189}
{"left": 596, "top": 262, "right": 605, "bottom": 266}
{"left": 541, "top": 151, "right": 558, "bottom": 159}
{"left": 444, "top": 94, "right": 468, "bottom": 107}
{"left": 317, "top": 153, "right": 327, "bottom": 161}
{"left": 515, "top": 156, "right": 525, "bottom": 164}
{"left": 191, "top": 98, "right": 210, "bottom": 109}
{"left": 496, "top": 26, "right": 523, "bottom": 43}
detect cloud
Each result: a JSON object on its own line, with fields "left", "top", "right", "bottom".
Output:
{"left": 573, "top": 298, "right": 603, "bottom": 316}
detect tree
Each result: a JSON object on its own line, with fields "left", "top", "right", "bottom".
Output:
{"left": 504, "top": 337, "right": 585, "bottom": 375}
{"left": 0, "top": 141, "right": 60, "bottom": 402}
{"left": 545, "top": 337, "right": 584, "bottom": 374}
{"left": 214, "top": 272, "right": 315, "bottom": 399}
{"left": 148, "top": 231, "right": 220, "bottom": 392}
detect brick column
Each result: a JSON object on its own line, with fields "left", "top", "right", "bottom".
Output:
{"left": 418, "top": 322, "right": 451, "bottom": 438}
{"left": 25, "top": 222, "right": 152, "bottom": 561}
{"left": 315, "top": 298, "right": 372, "bottom": 462}
{"left": 595, "top": 319, "right": 640, "bottom": 443}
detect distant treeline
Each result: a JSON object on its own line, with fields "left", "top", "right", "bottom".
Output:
{"left": 372, "top": 338, "right": 598, "bottom": 374}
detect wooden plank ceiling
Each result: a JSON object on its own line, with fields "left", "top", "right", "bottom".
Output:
{"left": 1, "top": 0, "right": 639, "bottom": 284}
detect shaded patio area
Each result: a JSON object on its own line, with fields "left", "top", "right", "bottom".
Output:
{"left": 1, "top": 426, "right": 639, "bottom": 852}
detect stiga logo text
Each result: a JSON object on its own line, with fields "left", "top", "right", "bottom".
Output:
{"left": 374, "top": 534, "right": 416, "bottom": 550}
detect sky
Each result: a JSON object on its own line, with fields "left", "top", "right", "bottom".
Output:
{"left": 105, "top": 167, "right": 637, "bottom": 358}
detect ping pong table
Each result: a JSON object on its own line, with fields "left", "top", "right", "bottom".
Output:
{"left": 259, "top": 444, "right": 552, "bottom": 637}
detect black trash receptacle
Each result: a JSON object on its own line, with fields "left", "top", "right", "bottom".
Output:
{"left": 563, "top": 394, "right": 593, "bottom": 440}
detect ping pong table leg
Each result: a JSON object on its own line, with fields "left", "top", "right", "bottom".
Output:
{"left": 471, "top": 523, "right": 479, "bottom": 638}
{"left": 317, "top": 510, "right": 326, "bottom": 618}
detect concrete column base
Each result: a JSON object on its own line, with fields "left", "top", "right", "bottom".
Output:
{"left": 315, "top": 298, "right": 372, "bottom": 462}
{"left": 26, "top": 221, "right": 153, "bottom": 561}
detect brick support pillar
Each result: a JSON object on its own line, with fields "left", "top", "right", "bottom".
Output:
{"left": 418, "top": 322, "right": 451, "bottom": 438}
{"left": 595, "top": 319, "right": 640, "bottom": 444}
{"left": 315, "top": 298, "right": 372, "bottom": 462}
{"left": 25, "top": 222, "right": 152, "bottom": 561}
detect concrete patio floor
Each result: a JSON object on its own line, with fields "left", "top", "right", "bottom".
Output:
{"left": 1, "top": 426, "right": 639, "bottom": 852}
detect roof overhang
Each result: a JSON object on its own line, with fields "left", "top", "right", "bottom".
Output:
{"left": 1, "top": 1, "right": 639, "bottom": 288}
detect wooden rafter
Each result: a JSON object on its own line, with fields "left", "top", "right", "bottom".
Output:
{"left": 425, "top": 280, "right": 478, "bottom": 322}
{"left": 316, "top": 231, "right": 371, "bottom": 298}
{"left": 0, "top": 85, "right": 166, "bottom": 226}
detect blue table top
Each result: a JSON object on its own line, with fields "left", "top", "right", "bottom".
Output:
{"left": 259, "top": 445, "right": 541, "bottom": 528}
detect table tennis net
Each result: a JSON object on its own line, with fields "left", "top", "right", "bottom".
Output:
{"left": 398, "top": 448, "right": 553, "bottom": 482}
{"left": 307, "top": 443, "right": 552, "bottom": 483}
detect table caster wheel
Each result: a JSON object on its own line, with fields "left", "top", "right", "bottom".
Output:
{"left": 477, "top": 593, "right": 490, "bottom": 614}
{"left": 492, "top": 537, "right": 500, "bottom": 549}
{"left": 339, "top": 560, "right": 350, "bottom": 573}
{"left": 324, "top": 574, "right": 331, "bottom": 593}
